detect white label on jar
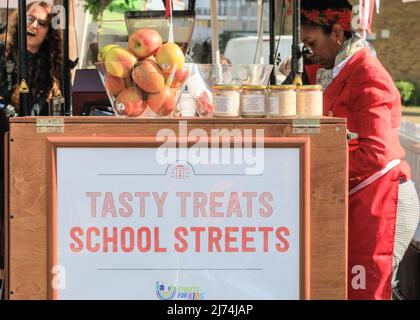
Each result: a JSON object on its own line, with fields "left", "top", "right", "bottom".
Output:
{"left": 180, "top": 98, "right": 197, "bottom": 117}
{"left": 214, "top": 95, "right": 239, "bottom": 115}
{"left": 297, "top": 91, "right": 323, "bottom": 117}
{"left": 241, "top": 95, "right": 266, "bottom": 113}
{"left": 269, "top": 97, "right": 280, "bottom": 115}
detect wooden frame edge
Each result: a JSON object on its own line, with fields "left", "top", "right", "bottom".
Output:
{"left": 3, "top": 132, "right": 10, "bottom": 300}
{"left": 344, "top": 139, "right": 349, "bottom": 300}
{"left": 302, "top": 137, "right": 311, "bottom": 300}
{"left": 47, "top": 139, "right": 58, "bottom": 300}
{"left": 46, "top": 135, "right": 311, "bottom": 300}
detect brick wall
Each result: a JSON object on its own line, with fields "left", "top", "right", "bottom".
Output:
{"left": 371, "top": 0, "right": 420, "bottom": 91}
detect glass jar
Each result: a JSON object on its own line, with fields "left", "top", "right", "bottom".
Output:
{"left": 267, "top": 85, "right": 296, "bottom": 117}
{"left": 212, "top": 85, "right": 241, "bottom": 118}
{"left": 240, "top": 85, "right": 267, "bottom": 118}
{"left": 179, "top": 92, "right": 197, "bottom": 117}
{"left": 296, "top": 85, "right": 323, "bottom": 117}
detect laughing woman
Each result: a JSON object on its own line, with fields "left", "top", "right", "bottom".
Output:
{"left": 0, "top": 1, "right": 63, "bottom": 116}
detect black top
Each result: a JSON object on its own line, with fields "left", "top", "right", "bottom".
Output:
{"left": 0, "top": 42, "right": 52, "bottom": 116}
{"left": 0, "top": 42, "right": 57, "bottom": 184}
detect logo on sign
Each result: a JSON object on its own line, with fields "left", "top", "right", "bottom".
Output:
{"left": 156, "top": 281, "right": 177, "bottom": 300}
{"left": 168, "top": 161, "right": 192, "bottom": 180}
{"left": 156, "top": 281, "right": 205, "bottom": 300}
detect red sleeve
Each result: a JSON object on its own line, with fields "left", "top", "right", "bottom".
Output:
{"left": 348, "top": 63, "right": 402, "bottom": 180}
{"left": 304, "top": 64, "right": 319, "bottom": 85}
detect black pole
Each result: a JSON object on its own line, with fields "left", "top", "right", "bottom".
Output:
{"left": 63, "top": 0, "right": 71, "bottom": 115}
{"left": 269, "top": 0, "right": 276, "bottom": 85}
{"left": 291, "top": 0, "right": 302, "bottom": 81}
{"left": 279, "top": 0, "right": 286, "bottom": 37}
{"left": 18, "top": 0, "right": 30, "bottom": 116}
{"left": 188, "top": 0, "right": 196, "bottom": 11}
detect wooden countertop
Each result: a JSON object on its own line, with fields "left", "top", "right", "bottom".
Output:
{"left": 10, "top": 116, "right": 346, "bottom": 124}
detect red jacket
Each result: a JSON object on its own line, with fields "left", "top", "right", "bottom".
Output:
{"left": 306, "top": 48, "right": 410, "bottom": 299}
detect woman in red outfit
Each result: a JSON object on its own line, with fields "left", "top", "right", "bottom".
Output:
{"left": 297, "top": 0, "right": 420, "bottom": 299}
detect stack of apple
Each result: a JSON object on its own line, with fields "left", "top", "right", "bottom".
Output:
{"left": 98, "top": 28, "right": 190, "bottom": 117}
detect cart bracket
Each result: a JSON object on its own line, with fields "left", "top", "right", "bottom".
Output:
{"left": 36, "top": 118, "right": 64, "bottom": 134}
{"left": 292, "top": 118, "right": 320, "bottom": 134}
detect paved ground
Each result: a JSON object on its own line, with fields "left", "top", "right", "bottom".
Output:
{"left": 402, "top": 107, "right": 420, "bottom": 124}
{"left": 403, "top": 115, "right": 420, "bottom": 124}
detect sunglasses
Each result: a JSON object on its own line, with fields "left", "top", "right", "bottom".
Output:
{"left": 26, "top": 15, "right": 49, "bottom": 28}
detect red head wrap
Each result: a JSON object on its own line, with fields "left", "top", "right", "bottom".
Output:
{"left": 285, "top": 0, "right": 353, "bottom": 32}
{"left": 301, "top": 8, "right": 353, "bottom": 32}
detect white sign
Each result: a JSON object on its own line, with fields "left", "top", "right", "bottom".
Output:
{"left": 54, "top": 147, "right": 301, "bottom": 300}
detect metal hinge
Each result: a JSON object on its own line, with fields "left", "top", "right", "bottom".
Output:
{"left": 36, "top": 118, "right": 64, "bottom": 133}
{"left": 347, "top": 131, "right": 359, "bottom": 141}
{"left": 292, "top": 118, "right": 320, "bottom": 134}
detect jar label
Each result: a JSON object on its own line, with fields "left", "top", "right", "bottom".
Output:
{"left": 241, "top": 95, "right": 266, "bottom": 113}
{"left": 269, "top": 97, "right": 280, "bottom": 114}
{"left": 214, "top": 95, "right": 239, "bottom": 115}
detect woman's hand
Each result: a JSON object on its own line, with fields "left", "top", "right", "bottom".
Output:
{"left": 278, "top": 56, "right": 292, "bottom": 77}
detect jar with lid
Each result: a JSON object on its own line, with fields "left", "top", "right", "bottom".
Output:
{"left": 240, "top": 85, "right": 267, "bottom": 118}
{"left": 267, "top": 85, "right": 296, "bottom": 117}
{"left": 296, "top": 85, "right": 323, "bottom": 117}
{"left": 212, "top": 85, "right": 241, "bottom": 118}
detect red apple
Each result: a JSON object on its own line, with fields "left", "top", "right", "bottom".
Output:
{"left": 104, "top": 73, "right": 127, "bottom": 96}
{"left": 147, "top": 88, "right": 177, "bottom": 116}
{"left": 115, "top": 87, "right": 147, "bottom": 117}
{"left": 132, "top": 60, "right": 165, "bottom": 93}
{"left": 128, "top": 28, "right": 163, "bottom": 60}
{"left": 165, "top": 65, "right": 190, "bottom": 88}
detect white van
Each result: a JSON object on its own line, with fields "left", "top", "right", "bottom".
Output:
{"left": 224, "top": 35, "right": 292, "bottom": 65}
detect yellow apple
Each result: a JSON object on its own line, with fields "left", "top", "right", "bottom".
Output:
{"left": 105, "top": 47, "right": 137, "bottom": 78}
{"left": 98, "top": 44, "right": 119, "bottom": 62}
{"left": 155, "top": 43, "right": 185, "bottom": 74}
